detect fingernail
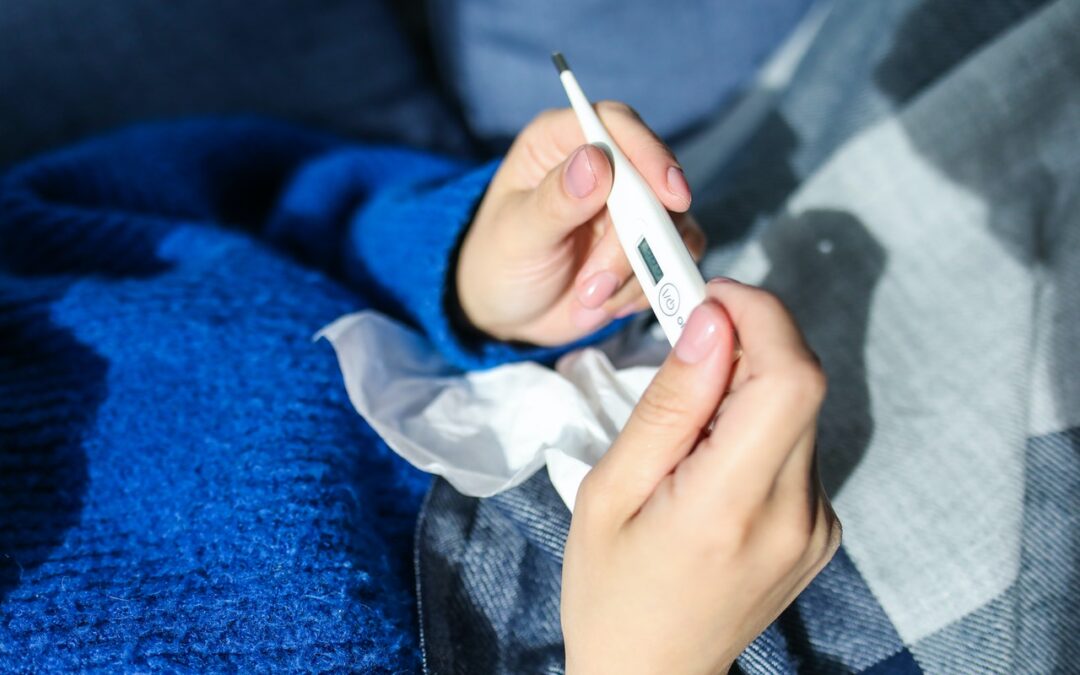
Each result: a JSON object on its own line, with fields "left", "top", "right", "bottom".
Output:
{"left": 571, "top": 302, "right": 608, "bottom": 332}
{"left": 674, "top": 302, "right": 721, "bottom": 364}
{"left": 666, "top": 166, "right": 692, "bottom": 206}
{"left": 565, "top": 146, "right": 597, "bottom": 199}
{"left": 576, "top": 271, "right": 619, "bottom": 309}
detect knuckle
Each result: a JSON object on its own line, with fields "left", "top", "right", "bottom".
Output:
{"left": 700, "top": 489, "right": 767, "bottom": 559}
{"left": 705, "top": 512, "right": 755, "bottom": 560}
{"left": 773, "top": 517, "right": 815, "bottom": 567}
{"left": 573, "top": 472, "right": 612, "bottom": 523}
{"left": 790, "top": 359, "right": 828, "bottom": 404}
{"left": 772, "top": 358, "right": 827, "bottom": 409}
{"left": 754, "top": 288, "right": 790, "bottom": 318}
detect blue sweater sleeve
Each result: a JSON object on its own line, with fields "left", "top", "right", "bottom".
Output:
{"left": 271, "top": 143, "right": 623, "bottom": 371}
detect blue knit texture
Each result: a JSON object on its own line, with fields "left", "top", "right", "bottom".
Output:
{"left": 0, "top": 118, "right": 568, "bottom": 671}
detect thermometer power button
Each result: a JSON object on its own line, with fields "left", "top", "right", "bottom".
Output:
{"left": 658, "top": 283, "right": 680, "bottom": 317}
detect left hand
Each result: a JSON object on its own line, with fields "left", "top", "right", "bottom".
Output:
{"left": 455, "top": 102, "right": 705, "bottom": 346}
{"left": 561, "top": 279, "right": 840, "bottom": 675}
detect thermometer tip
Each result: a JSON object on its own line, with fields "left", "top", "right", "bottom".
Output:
{"left": 551, "top": 52, "right": 569, "bottom": 74}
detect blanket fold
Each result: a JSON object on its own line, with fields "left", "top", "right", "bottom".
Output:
{"left": 0, "top": 117, "right": 544, "bottom": 671}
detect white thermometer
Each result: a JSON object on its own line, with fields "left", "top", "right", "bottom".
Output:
{"left": 553, "top": 52, "right": 706, "bottom": 346}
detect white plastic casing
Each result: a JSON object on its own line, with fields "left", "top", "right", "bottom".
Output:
{"left": 558, "top": 68, "right": 707, "bottom": 345}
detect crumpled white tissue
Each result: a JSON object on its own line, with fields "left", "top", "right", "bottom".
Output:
{"left": 316, "top": 312, "right": 664, "bottom": 512}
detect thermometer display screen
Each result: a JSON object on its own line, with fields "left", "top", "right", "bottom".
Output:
{"left": 637, "top": 238, "right": 664, "bottom": 285}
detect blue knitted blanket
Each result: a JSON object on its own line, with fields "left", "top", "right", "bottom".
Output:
{"left": 0, "top": 119, "right": 535, "bottom": 671}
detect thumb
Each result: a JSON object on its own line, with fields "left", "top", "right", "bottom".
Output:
{"left": 515, "top": 144, "right": 613, "bottom": 250}
{"left": 585, "top": 299, "right": 736, "bottom": 520}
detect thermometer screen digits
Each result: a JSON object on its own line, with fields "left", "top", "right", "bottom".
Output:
{"left": 637, "top": 238, "right": 664, "bottom": 285}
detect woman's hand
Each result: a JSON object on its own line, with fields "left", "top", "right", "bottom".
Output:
{"left": 561, "top": 279, "right": 841, "bottom": 675}
{"left": 455, "top": 102, "right": 705, "bottom": 346}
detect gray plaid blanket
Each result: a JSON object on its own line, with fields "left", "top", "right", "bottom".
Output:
{"left": 416, "top": 1, "right": 1080, "bottom": 672}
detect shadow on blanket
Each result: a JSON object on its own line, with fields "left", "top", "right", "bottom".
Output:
{"left": 0, "top": 140, "right": 182, "bottom": 600}
{"left": 693, "top": 110, "right": 801, "bottom": 260}
{"left": 761, "top": 209, "right": 885, "bottom": 496}
{"left": 0, "top": 268, "right": 173, "bottom": 601}
{"left": 0, "top": 290, "right": 97, "bottom": 600}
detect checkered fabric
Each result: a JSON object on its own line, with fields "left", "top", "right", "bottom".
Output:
{"left": 415, "top": 1, "right": 1080, "bottom": 672}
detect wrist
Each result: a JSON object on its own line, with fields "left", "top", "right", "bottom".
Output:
{"left": 453, "top": 248, "right": 510, "bottom": 342}
{"left": 448, "top": 228, "right": 502, "bottom": 344}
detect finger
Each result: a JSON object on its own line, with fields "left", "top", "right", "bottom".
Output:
{"left": 515, "top": 143, "right": 613, "bottom": 250}
{"left": 676, "top": 373, "right": 822, "bottom": 513}
{"left": 573, "top": 211, "right": 707, "bottom": 311}
{"left": 612, "top": 293, "right": 650, "bottom": 320}
{"left": 586, "top": 299, "right": 736, "bottom": 520}
{"left": 594, "top": 101, "right": 693, "bottom": 212}
{"left": 518, "top": 105, "right": 691, "bottom": 212}
{"left": 705, "top": 278, "right": 817, "bottom": 378}
{"left": 605, "top": 276, "right": 647, "bottom": 319}
{"left": 674, "top": 211, "right": 707, "bottom": 262}
{"left": 674, "top": 283, "right": 825, "bottom": 509}
{"left": 572, "top": 214, "right": 635, "bottom": 309}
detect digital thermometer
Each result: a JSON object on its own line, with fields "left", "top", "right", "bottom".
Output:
{"left": 552, "top": 52, "right": 707, "bottom": 346}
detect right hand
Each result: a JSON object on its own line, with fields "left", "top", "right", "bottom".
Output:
{"left": 561, "top": 278, "right": 841, "bottom": 675}
{"left": 455, "top": 102, "right": 705, "bottom": 346}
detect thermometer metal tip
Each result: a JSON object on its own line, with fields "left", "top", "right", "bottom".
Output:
{"left": 551, "top": 52, "right": 570, "bottom": 74}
